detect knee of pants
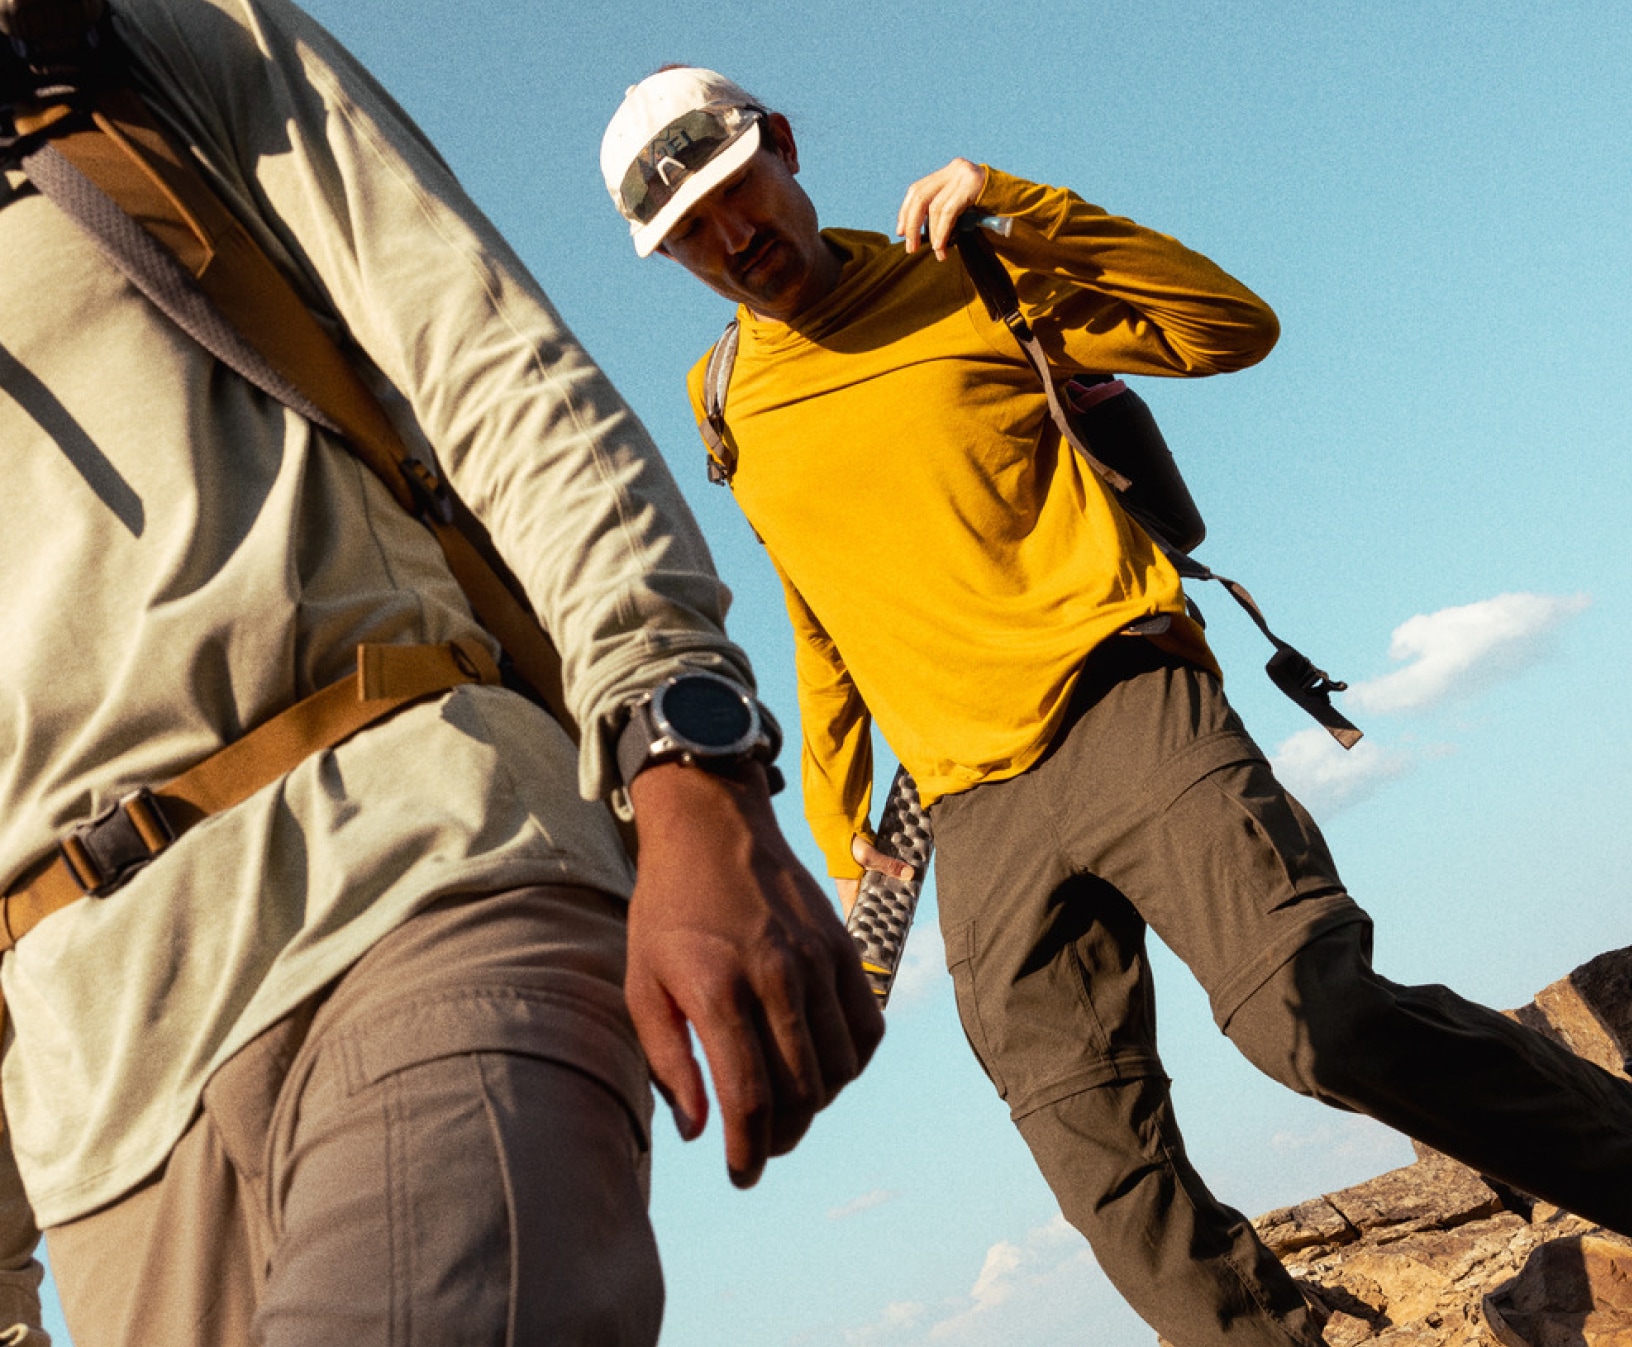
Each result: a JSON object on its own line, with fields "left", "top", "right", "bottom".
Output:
{"left": 1225, "top": 924, "right": 1406, "bottom": 1107}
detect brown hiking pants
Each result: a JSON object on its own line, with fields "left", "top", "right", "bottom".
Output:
{"left": 46, "top": 884, "right": 663, "bottom": 1347}
{"left": 931, "top": 637, "right": 1632, "bottom": 1347}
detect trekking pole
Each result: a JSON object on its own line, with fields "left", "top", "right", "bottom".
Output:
{"left": 845, "top": 765, "right": 933, "bottom": 1006}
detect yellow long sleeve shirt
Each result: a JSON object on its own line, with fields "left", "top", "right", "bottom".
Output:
{"left": 689, "top": 169, "right": 1278, "bottom": 877}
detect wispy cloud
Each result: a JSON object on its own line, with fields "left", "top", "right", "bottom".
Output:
{"left": 1344, "top": 592, "right": 1588, "bottom": 715}
{"left": 924, "top": 1217, "right": 1104, "bottom": 1344}
{"left": 1271, "top": 591, "right": 1587, "bottom": 814}
{"left": 829, "top": 1188, "right": 898, "bottom": 1221}
{"left": 1270, "top": 726, "right": 1416, "bottom": 814}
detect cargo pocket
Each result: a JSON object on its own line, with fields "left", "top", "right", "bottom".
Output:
{"left": 943, "top": 915, "right": 1009, "bottom": 1100}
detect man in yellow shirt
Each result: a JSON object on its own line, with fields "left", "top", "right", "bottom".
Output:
{"left": 602, "top": 67, "right": 1632, "bottom": 1347}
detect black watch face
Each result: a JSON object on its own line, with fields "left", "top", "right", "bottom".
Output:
{"left": 660, "top": 676, "right": 754, "bottom": 751}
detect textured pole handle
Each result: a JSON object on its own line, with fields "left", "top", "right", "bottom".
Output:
{"left": 844, "top": 765, "right": 933, "bottom": 1005}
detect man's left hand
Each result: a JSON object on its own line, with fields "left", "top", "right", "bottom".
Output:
{"left": 897, "top": 158, "right": 990, "bottom": 260}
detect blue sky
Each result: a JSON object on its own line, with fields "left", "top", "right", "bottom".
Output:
{"left": 39, "top": 0, "right": 1632, "bottom": 1342}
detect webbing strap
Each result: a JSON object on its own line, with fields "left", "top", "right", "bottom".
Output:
{"left": 0, "top": 640, "right": 500, "bottom": 954}
{"left": 701, "top": 318, "right": 740, "bottom": 484}
{"left": 15, "top": 88, "right": 575, "bottom": 737}
{"left": 953, "top": 228, "right": 1132, "bottom": 493}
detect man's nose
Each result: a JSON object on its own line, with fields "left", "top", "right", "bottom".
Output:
{"left": 718, "top": 211, "right": 756, "bottom": 254}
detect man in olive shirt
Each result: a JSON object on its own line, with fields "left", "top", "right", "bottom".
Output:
{"left": 0, "top": 7, "right": 881, "bottom": 1343}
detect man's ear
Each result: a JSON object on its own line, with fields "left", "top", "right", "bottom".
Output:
{"left": 764, "top": 112, "right": 800, "bottom": 174}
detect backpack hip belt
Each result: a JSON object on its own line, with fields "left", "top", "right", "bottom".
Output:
{"left": 0, "top": 638, "right": 501, "bottom": 957}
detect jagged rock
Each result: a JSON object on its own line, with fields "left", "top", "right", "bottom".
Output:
{"left": 1509, "top": 948, "right": 1632, "bottom": 1081}
{"left": 1241, "top": 947, "right": 1632, "bottom": 1347}
{"left": 1482, "top": 1234, "right": 1632, "bottom": 1347}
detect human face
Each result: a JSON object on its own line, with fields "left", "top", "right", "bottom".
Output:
{"left": 659, "top": 115, "right": 841, "bottom": 324}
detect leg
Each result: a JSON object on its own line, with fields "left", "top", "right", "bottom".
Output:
{"left": 934, "top": 771, "right": 1322, "bottom": 1347}
{"left": 256, "top": 883, "right": 662, "bottom": 1345}
{"left": 1065, "top": 640, "right": 1632, "bottom": 1235}
{"left": 47, "top": 884, "right": 662, "bottom": 1347}
{"left": 1018, "top": 1074, "right": 1320, "bottom": 1347}
{"left": 1228, "top": 923, "right": 1632, "bottom": 1235}
{"left": 258, "top": 1050, "right": 660, "bottom": 1346}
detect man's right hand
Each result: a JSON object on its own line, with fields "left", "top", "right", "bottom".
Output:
{"left": 624, "top": 761, "right": 885, "bottom": 1189}
{"left": 835, "top": 833, "right": 917, "bottom": 918}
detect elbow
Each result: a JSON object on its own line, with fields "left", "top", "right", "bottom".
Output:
{"left": 1196, "top": 302, "right": 1280, "bottom": 375}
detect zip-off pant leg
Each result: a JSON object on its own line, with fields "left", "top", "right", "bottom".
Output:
{"left": 931, "top": 642, "right": 1354, "bottom": 1347}
{"left": 1227, "top": 922, "right": 1632, "bottom": 1235}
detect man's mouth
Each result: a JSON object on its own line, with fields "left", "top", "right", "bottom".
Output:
{"left": 735, "top": 235, "right": 779, "bottom": 282}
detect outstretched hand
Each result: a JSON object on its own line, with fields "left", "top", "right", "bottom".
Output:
{"left": 624, "top": 761, "right": 885, "bottom": 1189}
{"left": 897, "top": 158, "right": 989, "bottom": 260}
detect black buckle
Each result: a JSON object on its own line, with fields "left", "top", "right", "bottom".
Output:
{"left": 57, "top": 788, "right": 175, "bottom": 897}
{"left": 399, "top": 456, "right": 455, "bottom": 524}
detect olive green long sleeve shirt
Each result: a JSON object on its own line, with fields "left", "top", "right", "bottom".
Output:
{"left": 1, "top": 0, "right": 746, "bottom": 1250}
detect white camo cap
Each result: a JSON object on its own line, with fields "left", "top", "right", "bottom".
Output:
{"left": 601, "top": 67, "right": 765, "bottom": 257}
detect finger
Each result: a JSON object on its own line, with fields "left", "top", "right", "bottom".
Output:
{"left": 835, "top": 876, "right": 861, "bottom": 917}
{"left": 753, "top": 951, "right": 831, "bottom": 1155}
{"left": 625, "top": 976, "right": 709, "bottom": 1142}
{"left": 687, "top": 985, "right": 776, "bottom": 1188}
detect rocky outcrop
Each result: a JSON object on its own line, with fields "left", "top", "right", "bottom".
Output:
{"left": 1250, "top": 947, "right": 1632, "bottom": 1347}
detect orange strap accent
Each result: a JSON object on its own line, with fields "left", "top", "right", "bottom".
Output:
{"left": 0, "top": 641, "right": 500, "bottom": 956}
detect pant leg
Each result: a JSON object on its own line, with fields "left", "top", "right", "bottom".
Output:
{"left": 46, "top": 1075, "right": 267, "bottom": 1347}
{"left": 1066, "top": 639, "right": 1632, "bottom": 1236}
{"left": 1228, "top": 923, "right": 1632, "bottom": 1235}
{"left": 258, "top": 1049, "right": 660, "bottom": 1347}
{"left": 934, "top": 749, "right": 1324, "bottom": 1347}
{"left": 47, "top": 883, "right": 662, "bottom": 1347}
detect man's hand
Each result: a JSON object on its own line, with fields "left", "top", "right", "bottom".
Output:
{"left": 625, "top": 760, "right": 885, "bottom": 1189}
{"left": 834, "top": 833, "right": 917, "bottom": 918}
{"left": 897, "top": 158, "right": 990, "bottom": 260}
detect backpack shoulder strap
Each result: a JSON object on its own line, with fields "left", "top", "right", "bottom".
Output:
{"left": 15, "top": 83, "right": 574, "bottom": 738}
{"left": 700, "top": 316, "right": 740, "bottom": 485}
{"left": 954, "top": 225, "right": 1131, "bottom": 492}
{"left": 954, "top": 218, "right": 1360, "bottom": 748}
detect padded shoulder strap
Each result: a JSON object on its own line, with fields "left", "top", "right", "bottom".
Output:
{"left": 16, "top": 85, "right": 574, "bottom": 738}
{"left": 700, "top": 317, "right": 740, "bottom": 485}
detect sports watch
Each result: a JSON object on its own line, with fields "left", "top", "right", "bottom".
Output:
{"left": 617, "top": 671, "right": 784, "bottom": 793}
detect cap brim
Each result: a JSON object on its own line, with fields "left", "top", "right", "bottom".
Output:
{"left": 630, "top": 119, "right": 764, "bottom": 258}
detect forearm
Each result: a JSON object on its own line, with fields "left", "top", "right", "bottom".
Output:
{"left": 975, "top": 166, "right": 1280, "bottom": 376}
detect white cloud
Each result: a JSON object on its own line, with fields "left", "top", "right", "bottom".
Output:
{"left": 1270, "top": 726, "right": 1415, "bottom": 815}
{"left": 884, "top": 917, "right": 947, "bottom": 1007}
{"left": 842, "top": 1301, "right": 927, "bottom": 1344}
{"left": 926, "top": 1218, "right": 1102, "bottom": 1343}
{"left": 1345, "top": 592, "right": 1589, "bottom": 715}
{"left": 840, "top": 1214, "right": 1149, "bottom": 1346}
{"left": 828, "top": 1188, "right": 898, "bottom": 1221}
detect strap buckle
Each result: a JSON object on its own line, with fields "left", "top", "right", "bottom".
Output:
{"left": 57, "top": 788, "right": 175, "bottom": 897}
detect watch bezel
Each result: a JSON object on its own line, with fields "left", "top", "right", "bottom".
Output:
{"left": 647, "top": 671, "right": 763, "bottom": 760}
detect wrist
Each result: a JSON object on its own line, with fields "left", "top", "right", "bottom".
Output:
{"left": 617, "top": 671, "right": 784, "bottom": 796}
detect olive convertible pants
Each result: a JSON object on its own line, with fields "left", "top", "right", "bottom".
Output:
{"left": 930, "top": 638, "right": 1632, "bottom": 1347}
{"left": 47, "top": 884, "right": 663, "bottom": 1347}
